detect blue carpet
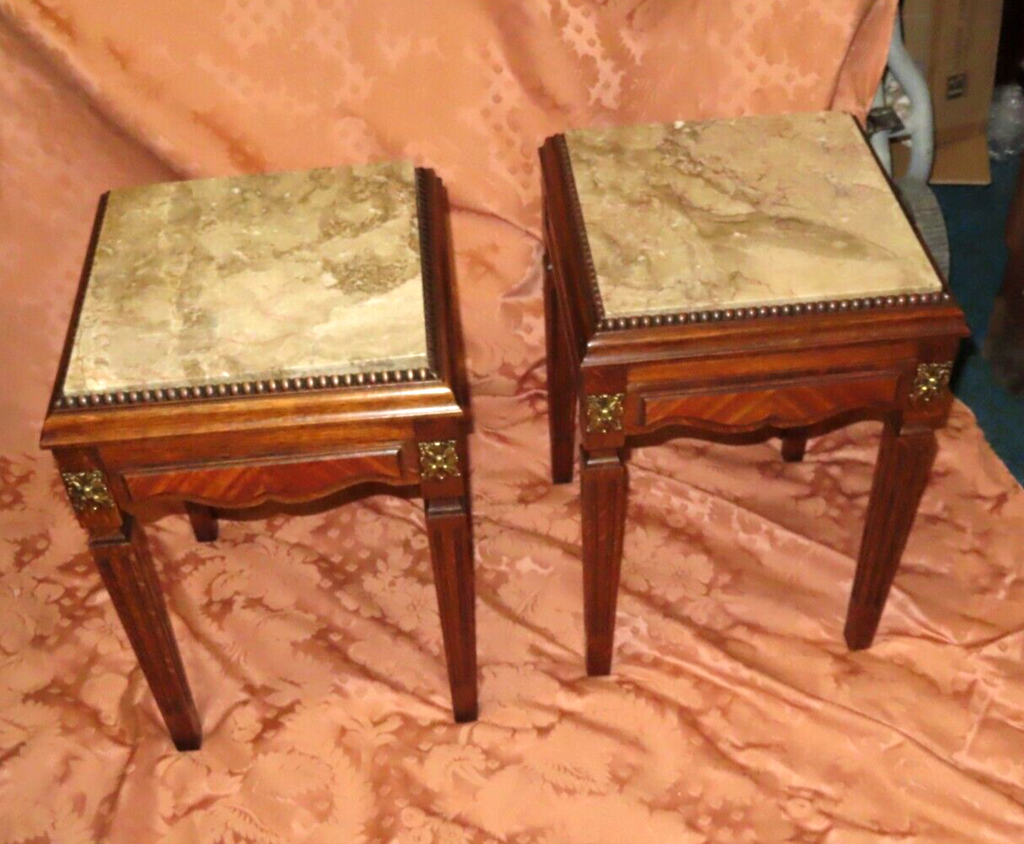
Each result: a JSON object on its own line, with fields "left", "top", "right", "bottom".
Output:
{"left": 934, "top": 155, "right": 1024, "bottom": 484}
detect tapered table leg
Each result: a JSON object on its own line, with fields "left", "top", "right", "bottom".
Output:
{"left": 845, "top": 421, "right": 938, "bottom": 650}
{"left": 581, "top": 448, "right": 628, "bottom": 676}
{"left": 781, "top": 430, "right": 808, "bottom": 463}
{"left": 425, "top": 496, "right": 478, "bottom": 722}
{"left": 91, "top": 515, "right": 202, "bottom": 749}
{"left": 544, "top": 253, "right": 577, "bottom": 484}
{"left": 185, "top": 502, "right": 218, "bottom": 543}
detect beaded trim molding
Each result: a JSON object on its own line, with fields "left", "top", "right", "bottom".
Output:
{"left": 53, "top": 367, "right": 439, "bottom": 410}
{"left": 53, "top": 170, "right": 446, "bottom": 412}
{"left": 553, "top": 135, "right": 954, "bottom": 334}
{"left": 592, "top": 290, "right": 954, "bottom": 332}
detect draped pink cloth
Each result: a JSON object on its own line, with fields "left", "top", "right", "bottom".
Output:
{"left": 2, "top": 2, "right": 1024, "bottom": 842}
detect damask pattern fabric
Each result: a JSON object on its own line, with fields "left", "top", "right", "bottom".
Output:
{"left": 1, "top": 2, "right": 1023, "bottom": 842}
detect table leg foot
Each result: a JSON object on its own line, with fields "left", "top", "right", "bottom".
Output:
{"left": 186, "top": 503, "right": 218, "bottom": 543}
{"left": 91, "top": 516, "right": 202, "bottom": 749}
{"left": 425, "top": 496, "right": 478, "bottom": 722}
{"left": 845, "top": 421, "right": 937, "bottom": 650}
{"left": 781, "top": 431, "right": 808, "bottom": 463}
{"left": 581, "top": 448, "right": 628, "bottom": 676}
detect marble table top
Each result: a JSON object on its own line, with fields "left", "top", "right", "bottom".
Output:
{"left": 62, "top": 161, "right": 429, "bottom": 399}
{"left": 564, "top": 111, "right": 942, "bottom": 320}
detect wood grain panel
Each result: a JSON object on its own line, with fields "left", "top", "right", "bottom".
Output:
{"left": 638, "top": 374, "right": 899, "bottom": 434}
{"left": 124, "top": 447, "right": 408, "bottom": 509}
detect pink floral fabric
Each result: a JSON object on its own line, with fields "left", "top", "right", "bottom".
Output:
{"left": 2, "top": 2, "right": 1024, "bottom": 842}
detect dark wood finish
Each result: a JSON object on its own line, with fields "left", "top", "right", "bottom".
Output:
{"left": 781, "top": 431, "right": 808, "bottom": 463}
{"left": 124, "top": 448, "right": 408, "bottom": 508}
{"left": 540, "top": 127, "right": 969, "bottom": 674}
{"left": 40, "top": 169, "right": 477, "bottom": 748}
{"left": 637, "top": 373, "right": 898, "bottom": 433}
{"left": 185, "top": 503, "right": 218, "bottom": 542}
{"left": 845, "top": 421, "right": 938, "bottom": 649}
{"left": 425, "top": 496, "right": 477, "bottom": 721}
{"left": 544, "top": 250, "right": 577, "bottom": 483}
{"left": 580, "top": 448, "right": 628, "bottom": 676}
{"left": 90, "top": 513, "right": 201, "bottom": 750}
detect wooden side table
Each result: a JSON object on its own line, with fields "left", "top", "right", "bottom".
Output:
{"left": 40, "top": 163, "right": 477, "bottom": 750}
{"left": 540, "top": 113, "right": 969, "bottom": 675}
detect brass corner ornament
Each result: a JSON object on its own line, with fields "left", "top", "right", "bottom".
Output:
{"left": 586, "top": 393, "right": 625, "bottom": 433}
{"left": 61, "top": 470, "right": 115, "bottom": 511}
{"left": 910, "top": 361, "right": 953, "bottom": 404}
{"left": 418, "top": 440, "right": 461, "bottom": 481}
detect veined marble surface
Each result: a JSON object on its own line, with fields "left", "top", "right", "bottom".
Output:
{"left": 63, "top": 161, "right": 429, "bottom": 397}
{"left": 565, "top": 112, "right": 942, "bottom": 319}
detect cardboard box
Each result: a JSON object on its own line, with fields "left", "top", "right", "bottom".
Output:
{"left": 892, "top": 133, "right": 993, "bottom": 184}
{"left": 894, "top": 0, "right": 1003, "bottom": 184}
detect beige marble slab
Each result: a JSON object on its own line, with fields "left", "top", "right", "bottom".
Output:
{"left": 565, "top": 112, "right": 942, "bottom": 319}
{"left": 63, "top": 161, "right": 429, "bottom": 397}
